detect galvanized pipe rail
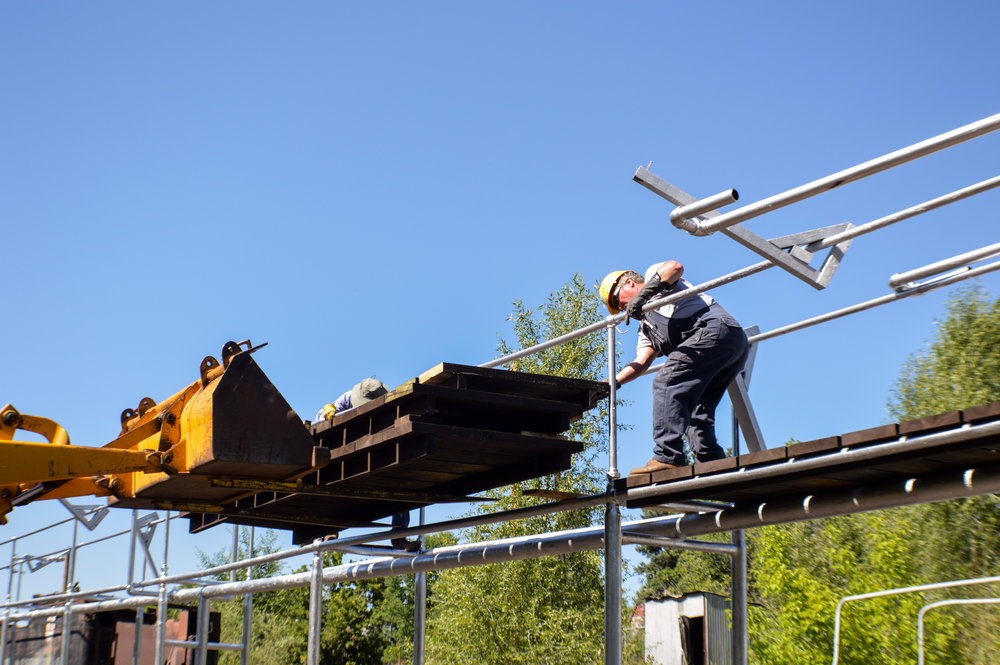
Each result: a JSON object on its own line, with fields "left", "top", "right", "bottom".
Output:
{"left": 7, "top": 455, "right": 1000, "bottom": 624}
{"left": 830, "top": 574, "right": 1000, "bottom": 665}
{"left": 681, "top": 112, "right": 1000, "bottom": 236}
{"left": 917, "top": 598, "right": 1000, "bottom": 665}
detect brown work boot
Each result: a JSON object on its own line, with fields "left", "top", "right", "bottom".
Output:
{"left": 629, "top": 458, "right": 679, "bottom": 475}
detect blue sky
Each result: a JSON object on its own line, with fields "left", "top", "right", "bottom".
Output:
{"left": 3, "top": 3, "right": 999, "bottom": 598}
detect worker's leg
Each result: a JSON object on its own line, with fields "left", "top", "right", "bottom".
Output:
{"left": 686, "top": 324, "right": 749, "bottom": 462}
{"left": 390, "top": 511, "right": 415, "bottom": 551}
{"left": 652, "top": 320, "right": 739, "bottom": 465}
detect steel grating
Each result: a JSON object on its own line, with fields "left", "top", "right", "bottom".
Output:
{"left": 187, "top": 363, "right": 608, "bottom": 543}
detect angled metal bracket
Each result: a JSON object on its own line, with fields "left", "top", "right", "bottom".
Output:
{"left": 727, "top": 325, "right": 765, "bottom": 453}
{"left": 25, "top": 552, "right": 66, "bottom": 573}
{"left": 133, "top": 512, "right": 160, "bottom": 576}
{"left": 634, "top": 167, "right": 855, "bottom": 290}
{"left": 58, "top": 499, "right": 109, "bottom": 531}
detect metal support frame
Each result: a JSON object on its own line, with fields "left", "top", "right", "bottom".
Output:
{"left": 831, "top": 574, "right": 1000, "bottom": 665}
{"left": 414, "top": 508, "right": 426, "bottom": 665}
{"left": 3, "top": 113, "right": 1000, "bottom": 665}
{"left": 57, "top": 500, "right": 108, "bottom": 532}
{"left": 241, "top": 527, "right": 254, "bottom": 665}
{"left": 634, "top": 166, "right": 855, "bottom": 289}
{"left": 307, "top": 545, "right": 323, "bottom": 665}
{"left": 668, "top": 111, "right": 1000, "bottom": 236}
{"left": 918, "top": 598, "right": 1000, "bottom": 665}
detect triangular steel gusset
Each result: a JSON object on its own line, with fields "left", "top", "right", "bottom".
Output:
{"left": 133, "top": 512, "right": 160, "bottom": 576}
{"left": 58, "top": 499, "right": 109, "bottom": 531}
{"left": 24, "top": 552, "right": 66, "bottom": 573}
{"left": 634, "top": 167, "right": 855, "bottom": 290}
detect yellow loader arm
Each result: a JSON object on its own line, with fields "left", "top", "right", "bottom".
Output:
{"left": 0, "top": 405, "right": 170, "bottom": 524}
{"left": 1, "top": 339, "right": 319, "bottom": 526}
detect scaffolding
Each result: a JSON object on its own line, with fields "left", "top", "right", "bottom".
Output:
{"left": 2, "top": 111, "right": 1000, "bottom": 665}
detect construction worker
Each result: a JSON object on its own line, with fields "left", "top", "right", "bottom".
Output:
{"left": 315, "top": 378, "right": 418, "bottom": 551}
{"left": 313, "top": 377, "right": 389, "bottom": 422}
{"left": 599, "top": 261, "right": 748, "bottom": 475}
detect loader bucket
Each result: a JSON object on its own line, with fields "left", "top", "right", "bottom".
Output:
{"left": 111, "top": 346, "right": 317, "bottom": 507}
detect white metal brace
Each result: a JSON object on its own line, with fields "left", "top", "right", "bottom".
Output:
{"left": 728, "top": 325, "right": 765, "bottom": 453}
{"left": 633, "top": 167, "right": 855, "bottom": 290}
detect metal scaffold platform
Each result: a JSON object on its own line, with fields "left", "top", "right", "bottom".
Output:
{"left": 188, "top": 362, "right": 608, "bottom": 543}
{"left": 617, "top": 400, "right": 1000, "bottom": 508}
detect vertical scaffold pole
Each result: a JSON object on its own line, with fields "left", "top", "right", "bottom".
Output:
{"left": 241, "top": 527, "right": 254, "bottom": 665}
{"left": 414, "top": 507, "right": 427, "bottom": 665}
{"left": 59, "top": 603, "right": 72, "bottom": 665}
{"left": 197, "top": 591, "right": 210, "bottom": 665}
{"left": 1, "top": 540, "right": 16, "bottom": 665}
{"left": 731, "top": 402, "right": 749, "bottom": 664}
{"left": 132, "top": 607, "right": 143, "bottom": 665}
{"left": 154, "top": 580, "right": 168, "bottom": 665}
{"left": 731, "top": 529, "right": 748, "bottom": 665}
{"left": 607, "top": 321, "right": 620, "bottom": 479}
{"left": 605, "top": 323, "right": 622, "bottom": 665}
{"left": 307, "top": 546, "right": 323, "bottom": 665}
{"left": 154, "top": 510, "right": 171, "bottom": 665}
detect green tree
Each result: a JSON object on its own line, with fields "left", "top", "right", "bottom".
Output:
{"left": 427, "top": 273, "right": 634, "bottom": 664}
{"left": 884, "top": 283, "right": 1000, "bottom": 665}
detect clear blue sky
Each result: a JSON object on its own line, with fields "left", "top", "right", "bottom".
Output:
{"left": 3, "top": 2, "right": 999, "bottom": 598}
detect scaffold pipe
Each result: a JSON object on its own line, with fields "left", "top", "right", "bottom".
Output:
{"left": 690, "top": 112, "right": 1000, "bottom": 236}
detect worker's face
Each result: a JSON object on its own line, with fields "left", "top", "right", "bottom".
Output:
{"left": 614, "top": 278, "right": 640, "bottom": 309}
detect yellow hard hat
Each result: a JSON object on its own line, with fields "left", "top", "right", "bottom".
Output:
{"left": 599, "top": 270, "right": 627, "bottom": 314}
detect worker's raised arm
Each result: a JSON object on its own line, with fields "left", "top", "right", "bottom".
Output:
{"left": 654, "top": 260, "right": 684, "bottom": 286}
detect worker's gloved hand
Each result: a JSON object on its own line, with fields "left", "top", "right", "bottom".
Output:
{"left": 625, "top": 273, "right": 662, "bottom": 322}
{"left": 320, "top": 404, "right": 337, "bottom": 421}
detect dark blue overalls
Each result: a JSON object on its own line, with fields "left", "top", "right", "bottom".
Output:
{"left": 640, "top": 298, "right": 749, "bottom": 466}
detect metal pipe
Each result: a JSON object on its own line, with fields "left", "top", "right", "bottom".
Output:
{"left": 230, "top": 525, "right": 239, "bottom": 583}
{"left": 1, "top": 540, "right": 15, "bottom": 665}
{"left": 810, "top": 174, "right": 1000, "bottom": 252}
{"left": 132, "top": 607, "right": 142, "bottom": 665}
{"left": 154, "top": 580, "right": 168, "bottom": 665}
{"left": 481, "top": 318, "right": 611, "bottom": 369}
{"left": 693, "top": 112, "right": 1000, "bottom": 235}
{"left": 608, "top": 325, "right": 620, "bottom": 479}
{"left": 104, "top": 493, "right": 612, "bottom": 595}
{"left": 306, "top": 547, "right": 323, "bottom": 665}
{"left": 59, "top": 603, "right": 72, "bottom": 665}
{"left": 622, "top": 534, "right": 738, "bottom": 556}
{"left": 11, "top": 458, "right": 1000, "bottom": 625}
{"left": 830, "top": 575, "right": 1000, "bottom": 665}
{"left": 127, "top": 511, "right": 138, "bottom": 589}
{"left": 649, "top": 500, "right": 733, "bottom": 513}
{"left": 731, "top": 529, "right": 748, "bottom": 665}
{"left": 64, "top": 520, "right": 78, "bottom": 594}
{"left": 414, "top": 507, "right": 426, "bottom": 665}
{"left": 604, "top": 499, "right": 622, "bottom": 665}
{"left": 889, "top": 241, "right": 1000, "bottom": 291}
{"left": 730, "top": 407, "right": 748, "bottom": 665}
{"left": 197, "top": 592, "right": 210, "bottom": 665}
{"left": 746, "top": 258, "right": 1000, "bottom": 345}
{"left": 917, "top": 598, "right": 1000, "bottom": 665}
{"left": 165, "top": 639, "right": 244, "bottom": 652}
{"left": 241, "top": 527, "right": 254, "bottom": 665}
{"left": 670, "top": 188, "right": 739, "bottom": 227}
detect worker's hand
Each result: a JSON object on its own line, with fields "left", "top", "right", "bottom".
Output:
{"left": 320, "top": 404, "right": 337, "bottom": 421}
{"left": 625, "top": 273, "right": 662, "bottom": 322}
